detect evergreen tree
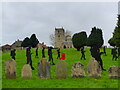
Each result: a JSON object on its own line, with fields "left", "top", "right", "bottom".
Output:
{"left": 108, "top": 37, "right": 116, "bottom": 47}
{"left": 108, "top": 15, "right": 120, "bottom": 47}
{"left": 21, "top": 34, "right": 39, "bottom": 48}
{"left": 30, "top": 34, "right": 39, "bottom": 48}
{"left": 21, "top": 37, "right": 30, "bottom": 47}
{"left": 113, "top": 15, "right": 120, "bottom": 47}
{"left": 72, "top": 31, "right": 87, "bottom": 51}
{"left": 86, "top": 27, "right": 104, "bottom": 48}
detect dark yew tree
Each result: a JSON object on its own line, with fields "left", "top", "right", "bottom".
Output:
{"left": 21, "top": 37, "right": 30, "bottom": 47}
{"left": 30, "top": 34, "right": 39, "bottom": 48}
{"left": 72, "top": 31, "right": 87, "bottom": 51}
{"left": 21, "top": 34, "right": 39, "bottom": 48}
{"left": 86, "top": 27, "right": 106, "bottom": 71}
{"left": 86, "top": 27, "right": 104, "bottom": 48}
{"left": 108, "top": 37, "right": 116, "bottom": 47}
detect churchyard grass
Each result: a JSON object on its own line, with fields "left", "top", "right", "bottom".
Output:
{"left": 0, "top": 51, "right": 2, "bottom": 89}
{"left": 2, "top": 48, "right": 119, "bottom": 88}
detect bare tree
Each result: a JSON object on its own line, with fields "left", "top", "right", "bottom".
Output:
{"left": 49, "top": 34, "right": 55, "bottom": 46}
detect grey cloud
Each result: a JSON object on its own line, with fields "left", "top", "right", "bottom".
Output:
{"left": 2, "top": 2, "right": 118, "bottom": 46}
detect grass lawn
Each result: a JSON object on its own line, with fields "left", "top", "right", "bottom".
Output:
{"left": 2, "top": 48, "right": 120, "bottom": 88}
{"left": 0, "top": 51, "right": 2, "bottom": 89}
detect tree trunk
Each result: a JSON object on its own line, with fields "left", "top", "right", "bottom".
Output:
{"left": 77, "top": 48, "right": 80, "bottom": 51}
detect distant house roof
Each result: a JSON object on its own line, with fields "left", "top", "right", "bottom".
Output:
{"left": 11, "top": 40, "right": 22, "bottom": 47}
{"left": 39, "top": 43, "right": 48, "bottom": 48}
{"left": 2, "top": 44, "right": 11, "bottom": 47}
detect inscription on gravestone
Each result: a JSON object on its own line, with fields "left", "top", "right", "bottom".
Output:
{"left": 4, "top": 59, "right": 16, "bottom": 79}
{"left": 109, "top": 66, "right": 120, "bottom": 79}
{"left": 22, "top": 64, "right": 32, "bottom": 79}
{"left": 87, "top": 58, "right": 102, "bottom": 78}
{"left": 71, "top": 62, "right": 85, "bottom": 78}
{"left": 56, "top": 61, "right": 68, "bottom": 79}
{"left": 38, "top": 58, "right": 50, "bottom": 79}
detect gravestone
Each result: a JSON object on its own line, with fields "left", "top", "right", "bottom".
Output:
{"left": 108, "top": 66, "right": 120, "bottom": 79}
{"left": 21, "top": 64, "right": 32, "bottom": 79}
{"left": 4, "top": 59, "right": 16, "bottom": 79}
{"left": 56, "top": 61, "right": 68, "bottom": 79}
{"left": 71, "top": 62, "right": 85, "bottom": 78}
{"left": 38, "top": 58, "right": 50, "bottom": 79}
{"left": 87, "top": 57, "right": 102, "bottom": 78}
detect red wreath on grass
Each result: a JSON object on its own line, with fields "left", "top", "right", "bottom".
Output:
{"left": 60, "top": 53, "right": 66, "bottom": 60}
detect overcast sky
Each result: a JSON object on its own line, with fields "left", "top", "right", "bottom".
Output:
{"left": 2, "top": 2, "right": 118, "bottom": 46}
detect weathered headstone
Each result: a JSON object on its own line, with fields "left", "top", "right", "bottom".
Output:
{"left": 56, "top": 61, "right": 68, "bottom": 79}
{"left": 21, "top": 64, "right": 32, "bottom": 79}
{"left": 4, "top": 59, "right": 16, "bottom": 79}
{"left": 87, "top": 57, "right": 102, "bottom": 78}
{"left": 38, "top": 58, "right": 50, "bottom": 79}
{"left": 71, "top": 62, "right": 85, "bottom": 78}
{"left": 108, "top": 66, "right": 120, "bottom": 79}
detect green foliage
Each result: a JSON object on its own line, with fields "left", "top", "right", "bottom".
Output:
{"left": 109, "top": 15, "right": 120, "bottom": 47}
{"left": 21, "top": 34, "right": 39, "bottom": 48}
{"left": 30, "top": 34, "right": 39, "bottom": 48}
{"left": 2, "top": 48, "right": 119, "bottom": 88}
{"left": 108, "top": 38, "right": 116, "bottom": 47}
{"left": 21, "top": 37, "right": 30, "bottom": 47}
{"left": 114, "top": 27, "right": 120, "bottom": 47}
{"left": 72, "top": 31, "right": 87, "bottom": 51}
{"left": 86, "top": 27, "right": 104, "bottom": 48}
{"left": 113, "top": 15, "right": 120, "bottom": 47}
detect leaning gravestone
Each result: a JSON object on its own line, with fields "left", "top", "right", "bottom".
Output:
{"left": 108, "top": 66, "right": 120, "bottom": 79}
{"left": 38, "top": 58, "right": 50, "bottom": 79}
{"left": 21, "top": 64, "right": 32, "bottom": 79}
{"left": 71, "top": 62, "right": 85, "bottom": 78}
{"left": 4, "top": 59, "right": 16, "bottom": 79}
{"left": 56, "top": 61, "right": 68, "bottom": 79}
{"left": 87, "top": 57, "right": 102, "bottom": 78}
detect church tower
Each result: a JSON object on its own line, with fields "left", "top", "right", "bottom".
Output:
{"left": 54, "top": 27, "right": 65, "bottom": 48}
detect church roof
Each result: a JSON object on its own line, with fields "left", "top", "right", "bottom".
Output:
{"left": 62, "top": 41, "right": 73, "bottom": 45}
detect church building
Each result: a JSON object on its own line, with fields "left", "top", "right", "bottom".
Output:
{"left": 54, "top": 27, "right": 73, "bottom": 48}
